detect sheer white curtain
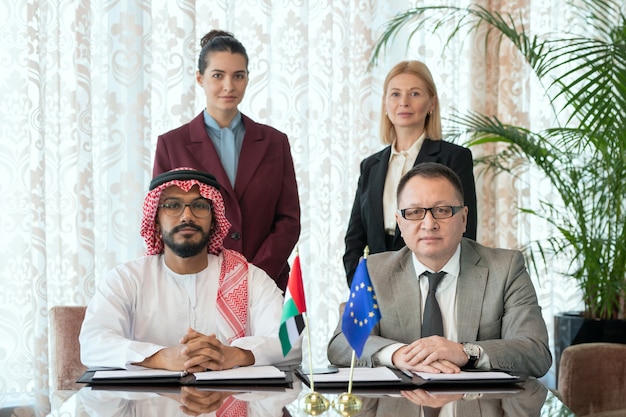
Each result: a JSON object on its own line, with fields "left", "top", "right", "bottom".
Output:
{"left": 0, "top": 0, "right": 580, "bottom": 406}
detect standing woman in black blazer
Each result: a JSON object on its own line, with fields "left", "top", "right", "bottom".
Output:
{"left": 343, "top": 60, "right": 477, "bottom": 285}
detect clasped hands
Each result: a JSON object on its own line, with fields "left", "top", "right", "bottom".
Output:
{"left": 401, "top": 388, "right": 464, "bottom": 409}
{"left": 138, "top": 327, "right": 254, "bottom": 373}
{"left": 392, "top": 335, "right": 469, "bottom": 374}
{"left": 161, "top": 387, "right": 237, "bottom": 417}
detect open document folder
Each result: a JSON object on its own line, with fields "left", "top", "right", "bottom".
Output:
{"left": 408, "top": 369, "right": 526, "bottom": 386}
{"left": 295, "top": 366, "right": 526, "bottom": 389}
{"left": 295, "top": 366, "right": 416, "bottom": 389}
{"left": 77, "top": 365, "right": 292, "bottom": 387}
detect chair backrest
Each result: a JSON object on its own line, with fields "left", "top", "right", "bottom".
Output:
{"left": 558, "top": 342, "right": 626, "bottom": 416}
{"left": 49, "top": 306, "right": 87, "bottom": 391}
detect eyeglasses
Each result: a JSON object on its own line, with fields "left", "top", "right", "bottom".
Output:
{"left": 398, "top": 206, "right": 464, "bottom": 220}
{"left": 158, "top": 199, "right": 213, "bottom": 218}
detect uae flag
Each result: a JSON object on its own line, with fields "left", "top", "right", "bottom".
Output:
{"left": 279, "top": 255, "right": 306, "bottom": 356}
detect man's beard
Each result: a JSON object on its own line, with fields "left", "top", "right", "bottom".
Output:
{"left": 162, "top": 223, "right": 211, "bottom": 258}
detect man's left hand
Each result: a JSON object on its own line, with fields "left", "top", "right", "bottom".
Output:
{"left": 395, "top": 336, "right": 467, "bottom": 372}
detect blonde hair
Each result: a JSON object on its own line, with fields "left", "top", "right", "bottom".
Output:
{"left": 380, "top": 60, "right": 442, "bottom": 145}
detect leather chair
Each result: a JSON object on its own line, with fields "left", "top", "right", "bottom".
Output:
{"left": 49, "top": 306, "right": 87, "bottom": 392}
{"left": 558, "top": 342, "right": 626, "bottom": 417}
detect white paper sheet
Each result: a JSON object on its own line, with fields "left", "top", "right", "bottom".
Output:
{"left": 93, "top": 369, "right": 187, "bottom": 379}
{"left": 92, "top": 365, "right": 286, "bottom": 381}
{"left": 308, "top": 367, "right": 401, "bottom": 383}
{"left": 193, "top": 365, "right": 285, "bottom": 381}
{"left": 414, "top": 371, "right": 519, "bottom": 381}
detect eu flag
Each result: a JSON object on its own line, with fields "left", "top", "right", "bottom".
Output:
{"left": 341, "top": 257, "right": 381, "bottom": 358}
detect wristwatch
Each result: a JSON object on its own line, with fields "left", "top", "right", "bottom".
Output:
{"left": 462, "top": 393, "right": 483, "bottom": 400}
{"left": 462, "top": 343, "right": 481, "bottom": 368}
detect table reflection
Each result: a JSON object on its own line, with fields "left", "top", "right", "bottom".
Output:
{"left": 288, "top": 379, "right": 574, "bottom": 417}
{"left": 48, "top": 378, "right": 573, "bottom": 417}
{"left": 50, "top": 384, "right": 299, "bottom": 417}
{"left": 349, "top": 379, "right": 547, "bottom": 417}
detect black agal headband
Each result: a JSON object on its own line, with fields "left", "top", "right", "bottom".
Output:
{"left": 149, "top": 169, "right": 221, "bottom": 191}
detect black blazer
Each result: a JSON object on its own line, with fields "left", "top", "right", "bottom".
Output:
{"left": 343, "top": 139, "right": 477, "bottom": 285}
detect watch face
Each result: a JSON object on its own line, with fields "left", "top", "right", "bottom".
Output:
{"left": 464, "top": 343, "right": 480, "bottom": 357}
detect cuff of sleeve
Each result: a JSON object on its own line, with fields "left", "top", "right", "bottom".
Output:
{"left": 230, "top": 336, "right": 292, "bottom": 366}
{"left": 475, "top": 347, "right": 490, "bottom": 369}
{"left": 126, "top": 342, "right": 166, "bottom": 368}
{"left": 373, "top": 343, "right": 407, "bottom": 368}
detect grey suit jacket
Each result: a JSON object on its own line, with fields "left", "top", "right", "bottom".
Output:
{"left": 327, "top": 239, "right": 552, "bottom": 377}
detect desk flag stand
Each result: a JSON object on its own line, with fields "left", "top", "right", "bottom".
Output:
{"left": 331, "top": 350, "right": 363, "bottom": 416}
{"left": 279, "top": 247, "right": 330, "bottom": 415}
{"left": 332, "top": 246, "right": 379, "bottom": 416}
{"left": 302, "top": 310, "right": 330, "bottom": 415}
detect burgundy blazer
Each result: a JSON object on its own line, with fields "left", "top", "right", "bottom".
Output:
{"left": 153, "top": 112, "right": 301, "bottom": 291}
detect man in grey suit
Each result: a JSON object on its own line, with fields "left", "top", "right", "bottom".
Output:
{"left": 328, "top": 162, "right": 551, "bottom": 378}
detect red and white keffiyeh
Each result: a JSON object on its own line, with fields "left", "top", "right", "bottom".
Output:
{"left": 140, "top": 168, "right": 248, "bottom": 343}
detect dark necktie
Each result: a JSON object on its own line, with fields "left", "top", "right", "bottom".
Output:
{"left": 421, "top": 271, "right": 446, "bottom": 337}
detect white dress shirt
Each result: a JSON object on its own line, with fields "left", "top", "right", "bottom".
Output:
{"left": 382, "top": 134, "right": 425, "bottom": 234}
{"left": 80, "top": 253, "right": 301, "bottom": 369}
{"left": 374, "top": 244, "right": 488, "bottom": 369}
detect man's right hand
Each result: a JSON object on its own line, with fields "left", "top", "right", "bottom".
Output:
{"left": 134, "top": 344, "right": 193, "bottom": 371}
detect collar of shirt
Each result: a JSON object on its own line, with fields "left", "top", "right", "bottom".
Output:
{"left": 202, "top": 110, "right": 245, "bottom": 187}
{"left": 161, "top": 254, "right": 220, "bottom": 336}
{"left": 202, "top": 109, "right": 243, "bottom": 132}
{"left": 411, "top": 243, "right": 461, "bottom": 280}
{"left": 388, "top": 132, "right": 426, "bottom": 163}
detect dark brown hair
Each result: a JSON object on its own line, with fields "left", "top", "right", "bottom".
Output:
{"left": 198, "top": 30, "right": 249, "bottom": 74}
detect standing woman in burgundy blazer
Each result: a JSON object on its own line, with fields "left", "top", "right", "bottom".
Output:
{"left": 153, "top": 30, "right": 300, "bottom": 291}
{"left": 343, "top": 61, "right": 477, "bottom": 286}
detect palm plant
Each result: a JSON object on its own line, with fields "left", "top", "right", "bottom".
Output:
{"left": 370, "top": 0, "right": 626, "bottom": 320}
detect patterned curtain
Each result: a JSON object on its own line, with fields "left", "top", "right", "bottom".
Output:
{"left": 0, "top": 0, "right": 582, "bottom": 409}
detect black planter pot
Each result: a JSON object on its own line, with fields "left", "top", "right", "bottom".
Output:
{"left": 554, "top": 311, "right": 626, "bottom": 385}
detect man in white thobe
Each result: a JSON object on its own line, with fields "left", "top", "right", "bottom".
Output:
{"left": 80, "top": 168, "right": 301, "bottom": 372}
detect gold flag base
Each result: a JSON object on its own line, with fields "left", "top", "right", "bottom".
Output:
{"left": 332, "top": 392, "right": 362, "bottom": 416}
{"left": 302, "top": 391, "right": 330, "bottom": 415}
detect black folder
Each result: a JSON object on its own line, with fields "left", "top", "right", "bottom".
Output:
{"left": 295, "top": 367, "right": 526, "bottom": 391}
{"left": 407, "top": 369, "right": 527, "bottom": 387}
{"left": 77, "top": 367, "right": 293, "bottom": 388}
{"left": 295, "top": 366, "right": 416, "bottom": 390}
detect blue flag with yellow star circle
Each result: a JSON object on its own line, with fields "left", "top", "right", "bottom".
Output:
{"left": 341, "top": 257, "right": 381, "bottom": 358}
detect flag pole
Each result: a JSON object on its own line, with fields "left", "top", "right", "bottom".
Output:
{"left": 333, "top": 351, "right": 362, "bottom": 415}
{"left": 297, "top": 248, "right": 329, "bottom": 415}
{"left": 302, "top": 310, "right": 329, "bottom": 415}
{"left": 332, "top": 247, "right": 369, "bottom": 416}
{"left": 304, "top": 312, "right": 315, "bottom": 392}
{"left": 347, "top": 350, "right": 356, "bottom": 394}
